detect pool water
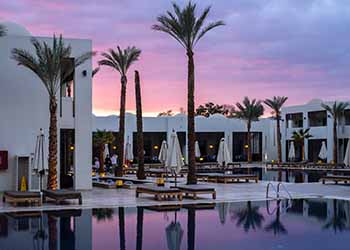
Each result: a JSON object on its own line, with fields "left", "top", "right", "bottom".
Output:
{"left": 0, "top": 199, "right": 350, "bottom": 250}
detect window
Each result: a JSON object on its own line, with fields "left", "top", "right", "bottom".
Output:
{"left": 308, "top": 111, "right": 327, "bottom": 127}
{"left": 286, "top": 113, "right": 303, "bottom": 128}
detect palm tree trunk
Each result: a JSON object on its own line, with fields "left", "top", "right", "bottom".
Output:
{"left": 99, "top": 145, "right": 104, "bottom": 174}
{"left": 276, "top": 118, "right": 282, "bottom": 181}
{"left": 47, "top": 96, "right": 58, "bottom": 190}
{"left": 247, "top": 122, "right": 252, "bottom": 163}
{"left": 301, "top": 144, "right": 305, "bottom": 161}
{"left": 48, "top": 215, "right": 57, "bottom": 250}
{"left": 116, "top": 76, "right": 127, "bottom": 177}
{"left": 333, "top": 119, "right": 338, "bottom": 164}
{"left": 135, "top": 71, "right": 145, "bottom": 179}
{"left": 187, "top": 50, "right": 197, "bottom": 184}
{"left": 187, "top": 207, "right": 196, "bottom": 250}
{"left": 136, "top": 207, "right": 144, "bottom": 250}
{"left": 118, "top": 207, "right": 126, "bottom": 250}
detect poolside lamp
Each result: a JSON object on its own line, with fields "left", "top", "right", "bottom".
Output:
{"left": 156, "top": 177, "right": 165, "bottom": 186}
{"left": 244, "top": 144, "right": 249, "bottom": 149}
{"left": 209, "top": 144, "right": 214, "bottom": 149}
{"left": 199, "top": 157, "right": 204, "bottom": 161}
{"left": 100, "top": 172, "right": 106, "bottom": 177}
{"left": 154, "top": 145, "right": 159, "bottom": 150}
{"left": 113, "top": 145, "right": 117, "bottom": 150}
{"left": 116, "top": 180, "right": 123, "bottom": 188}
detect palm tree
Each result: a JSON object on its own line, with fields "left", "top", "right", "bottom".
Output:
{"left": 99, "top": 46, "right": 141, "bottom": 177}
{"left": 235, "top": 97, "right": 264, "bottom": 163}
{"left": 92, "top": 208, "right": 114, "bottom": 221}
{"left": 0, "top": 24, "right": 6, "bottom": 36}
{"left": 153, "top": 2, "right": 225, "bottom": 184}
{"left": 264, "top": 96, "right": 288, "bottom": 181}
{"left": 158, "top": 110, "right": 174, "bottom": 117}
{"left": 291, "top": 128, "right": 312, "bottom": 161}
{"left": 12, "top": 35, "right": 93, "bottom": 190}
{"left": 321, "top": 102, "right": 349, "bottom": 164}
{"left": 196, "top": 102, "right": 226, "bottom": 117}
{"left": 234, "top": 201, "right": 265, "bottom": 233}
{"left": 93, "top": 130, "right": 115, "bottom": 174}
{"left": 136, "top": 207, "right": 144, "bottom": 250}
{"left": 135, "top": 71, "right": 146, "bottom": 179}
{"left": 265, "top": 200, "right": 287, "bottom": 235}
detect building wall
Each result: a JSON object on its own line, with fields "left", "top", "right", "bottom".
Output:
{"left": 0, "top": 35, "right": 92, "bottom": 191}
{"left": 93, "top": 113, "right": 278, "bottom": 162}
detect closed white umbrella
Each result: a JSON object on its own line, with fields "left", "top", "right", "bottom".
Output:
{"left": 103, "top": 144, "right": 110, "bottom": 160}
{"left": 159, "top": 140, "right": 168, "bottom": 165}
{"left": 195, "top": 141, "right": 201, "bottom": 158}
{"left": 125, "top": 139, "right": 133, "bottom": 162}
{"left": 217, "top": 203, "right": 229, "bottom": 225}
{"left": 217, "top": 138, "right": 231, "bottom": 167}
{"left": 166, "top": 131, "right": 184, "bottom": 186}
{"left": 166, "top": 221, "right": 183, "bottom": 250}
{"left": 288, "top": 141, "right": 296, "bottom": 161}
{"left": 318, "top": 141, "right": 327, "bottom": 160}
{"left": 344, "top": 140, "right": 350, "bottom": 166}
{"left": 32, "top": 129, "right": 48, "bottom": 191}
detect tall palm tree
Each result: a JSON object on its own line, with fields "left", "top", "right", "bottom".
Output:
{"left": 136, "top": 207, "right": 144, "bottom": 250}
{"left": 321, "top": 102, "right": 349, "bottom": 164}
{"left": 135, "top": 71, "right": 146, "bottom": 179}
{"left": 0, "top": 24, "right": 6, "bottom": 36}
{"left": 235, "top": 97, "right": 264, "bottom": 163}
{"left": 12, "top": 35, "right": 93, "bottom": 190}
{"left": 265, "top": 200, "right": 287, "bottom": 235}
{"left": 93, "top": 130, "right": 115, "bottom": 174}
{"left": 292, "top": 128, "right": 312, "bottom": 161}
{"left": 152, "top": 2, "right": 224, "bottom": 184}
{"left": 234, "top": 201, "right": 264, "bottom": 233}
{"left": 99, "top": 46, "right": 141, "bottom": 177}
{"left": 264, "top": 96, "right": 288, "bottom": 181}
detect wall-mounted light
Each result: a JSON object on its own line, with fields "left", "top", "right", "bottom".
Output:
{"left": 153, "top": 145, "right": 159, "bottom": 150}
{"left": 112, "top": 146, "right": 117, "bottom": 150}
{"left": 69, "top": 145, "right": 75, "bottom": 151}
{"left": 199, "top": 157, "right": 204, "bottom": 161}
{"left": 82, "top": 70, "right": 87, "bottom": 77}
{"left": 244, "top": 144, "right": 249, "bottom": 149}
{"left": 209, "top": 144, "right": 214, "bottom": 149}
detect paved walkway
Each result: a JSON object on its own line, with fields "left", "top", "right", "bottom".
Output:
{"left": 1, "top": 181, "right": 349, "bottom": 213}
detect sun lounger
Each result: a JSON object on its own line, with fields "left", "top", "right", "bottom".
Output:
{"left": 177, "top": 185, "right": 216, "bottom": 199}
{"left": 320, "top": 175, "right": 350, "bottom": 184}
{"left": 136, "top": 185, "right": 183, "bottom": 201}
{"left": 42, "top": 189, "right": 82, "bottom": 205}
{"left": 93, "top": 181, "right": 116, "bottom": 189}
{"left": 2, "top": 191, "right": 41, "bottom": 206}
{"left": 203, "top": 173, "right": 258, "bottom": 183}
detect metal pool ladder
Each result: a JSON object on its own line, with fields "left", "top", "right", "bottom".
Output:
{"left": 266, "top": 182, "right": 293, "bottom": 199}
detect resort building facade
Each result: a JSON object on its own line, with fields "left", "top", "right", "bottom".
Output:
{"left": 281, "top": 99, "right": 350, "bottom": 163}
{"left": 0, "top": 22, "right": 93, "bottom": 191}
{"left": 93, "top": 113, "right": 278, "bottom": 164}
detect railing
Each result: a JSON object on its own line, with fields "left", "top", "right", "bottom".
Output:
{"left": 266, "top": 182, "right": 292, "bottom": 200}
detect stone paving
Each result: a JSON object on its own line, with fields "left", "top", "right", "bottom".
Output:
{"left": 1, "top": 180, "right": 349, "bottom": 213}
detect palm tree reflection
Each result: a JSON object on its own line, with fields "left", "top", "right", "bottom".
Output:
{"left": 119, "top": 207, "right": 126, "bottom": 250}
{"left": 92, "top": 208, "right": 114, "bottom": 222}
{"left": 323, "top": 199, "right": 347, "bottom": 233}
{"left": 265, "top": 200, "right": 287, "bottom": 235}
{"left": 234, "top": 201, "right": 264, "bottom": 232}
{"left": 187, "top": 207, "right": 196, "bottom": 250}
{"left": 136, "top": 207, "right": 144, "bottom": 250}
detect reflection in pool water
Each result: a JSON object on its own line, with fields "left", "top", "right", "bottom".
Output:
{"left": 0, "top": 199, "right": 350, "bottom": 250}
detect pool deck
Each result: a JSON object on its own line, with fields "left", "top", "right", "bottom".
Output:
{"left": 1, "top": 180, "right": 349, "bottom": 213}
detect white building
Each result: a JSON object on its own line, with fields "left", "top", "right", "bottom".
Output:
{"left": 93, "top": 113, "right": 278, "bottom": 164}
{"left": 281, "top": 99, "right": 350, "bottom": 163}
{"left": 0, "top": 22, "right": 93, "bottom": 191}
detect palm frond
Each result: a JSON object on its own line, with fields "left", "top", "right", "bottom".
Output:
{"left": 0, "top": 24, "right": 6, "bottom": 37}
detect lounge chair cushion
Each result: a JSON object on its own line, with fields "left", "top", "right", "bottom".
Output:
{"left": 43, "top": 189, "right": 81, "bottom": 197}
{"left": 136, "top": 185, "right": 180, "bottom": 193}
{"left": 177, "top": 185, "right": 215, "bottom": 192}
{"left": 4, "top": 191, "right": 40, "bottom": 198}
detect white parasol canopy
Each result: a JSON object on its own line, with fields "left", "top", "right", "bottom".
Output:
{"left": 125, "top": 139, "right": 133, "bottom": 162}
{"left": 166, "top": 131, "right": 184, "bottom": 175}
{"left": 195, "top": 141, "right": 201, "bottom": 158}
{"left": 288, "top": 141, "right": 296, "bottom": 161}
{"left": 217, "top": 138, "right": 231, "bottom": 166}
{"left": 103, "top": 144, "right": 110, "bottom": 160}
{"left": 344, "top": 140, "right": 350, "bottom": 166}
{"left": 159, "top": 140, "right": 168, "bottom": 165}
{"left": 318, "top": 141, "right": 327, "bottom": 160}
{"left": 166, "top": 221, "right": 183, "bottom": 250}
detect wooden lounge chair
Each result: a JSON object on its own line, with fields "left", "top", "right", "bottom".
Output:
{"left": 177, "top": 185, "right": 216, "bottom": 199}
{"left": 207, "top": 173, "right": 258, "bottom": 183}
{"left": 136, "top": 185, "right": 183, "bottom": 201}
{"left": 320, "top": 175, "right": 350, "bottom": 184}
{"left": 2, "top": 191, "right": 41, "bottom": 206}
{"left": 42, "top": 189, "right": 82, "bottom": 205}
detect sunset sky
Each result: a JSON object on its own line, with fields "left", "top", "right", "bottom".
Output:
{"left": 1, "top": 0, "right": 350, "bottom": 116}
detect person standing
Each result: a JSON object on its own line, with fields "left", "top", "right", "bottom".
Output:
{"left": 111, "top": 154, "right": 118, "bottom": 173}
{"left": 104, "top": 155, "right": 112, "bottom": 173}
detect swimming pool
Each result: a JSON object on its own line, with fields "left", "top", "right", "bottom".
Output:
{"left": 0, "top": 199, "right": 349, "bottom": 250}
